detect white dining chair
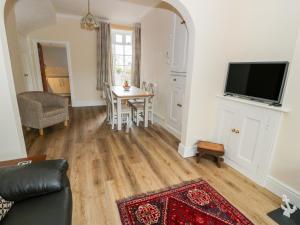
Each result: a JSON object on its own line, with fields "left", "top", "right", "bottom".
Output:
{"left": 104, "top": 83, "right": 112, "bottom": 123}
{"left": 105, "top": 83, "right": 132, "bottom": 131}
{"left": 130, "top": 83, "right": 155, "bottom": 126}
{"left": 128, "top": 81, "right": 148, "bottom": 105}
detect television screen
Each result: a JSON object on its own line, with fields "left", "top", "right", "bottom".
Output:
{"left": 225, "top": 62, "right": 289, "bottom": 103}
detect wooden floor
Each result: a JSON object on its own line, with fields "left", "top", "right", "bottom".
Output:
{"left": 25, "top": 106, "right": 280, "bottom": 225}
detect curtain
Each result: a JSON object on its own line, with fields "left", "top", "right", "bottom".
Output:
{"left": 132, "top": 23, "right": 141, "bottom": 87}
{"left": 96, "top": 22, "right": 113, "bottom": 93}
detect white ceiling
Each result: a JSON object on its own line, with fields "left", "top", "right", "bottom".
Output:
{"left": 14, "top": 0, "right": 160, "bottom": 33}
{"left": 50, "top": 0, "right": 160, "bottom": 23}
{"left": 15, "top": 0, "right": 57, "bottom": 33}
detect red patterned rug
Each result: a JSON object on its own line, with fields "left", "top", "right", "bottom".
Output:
{"left": 117, "top": 180, "right": 253, "bottom": 225}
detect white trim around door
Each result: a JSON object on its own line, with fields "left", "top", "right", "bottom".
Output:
{"left": 31, "top": 39, "right": 75, "bottom": 105}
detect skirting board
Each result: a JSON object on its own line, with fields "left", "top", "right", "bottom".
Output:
{"left": 153, "top": 113, "right": 181, "bottom": 139}
{"left": 265, "top": 176, "right": 300, "bottom": 208}
{"left": 72, "top": 100, "right": 106, "bottom": 107}
{"left": 178, "top": 143, "right": 197, "bottom": 158}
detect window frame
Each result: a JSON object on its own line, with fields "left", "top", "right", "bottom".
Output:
{"left": 111, "top": 29, "right": 133, "bottom": 85}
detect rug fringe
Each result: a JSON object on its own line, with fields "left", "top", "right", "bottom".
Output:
{"left": 116, "top": 178, "right": 205, "bottom": 204}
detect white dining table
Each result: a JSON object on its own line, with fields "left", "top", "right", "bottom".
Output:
{"left": 111, "top": 86, "right": 154, "bottom": 131}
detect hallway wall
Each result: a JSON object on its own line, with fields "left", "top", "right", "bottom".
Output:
{"left": 28, "top": 15, "right": 104, "bottom": 107}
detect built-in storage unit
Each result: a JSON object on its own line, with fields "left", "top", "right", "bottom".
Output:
{"left": 214, "top": 95, "right": 289, "bottom": 185}
{"left": 170, "top": 14, "right": 188, "bottom": 74}
{"left": 166, "top": 14, "right": 188, "bottom": 137}
{"left": 167, "top": 75, "right": 186, "bottom": 134}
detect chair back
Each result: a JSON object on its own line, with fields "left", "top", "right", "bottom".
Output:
{"left": 147, "top": 83, "right": 155, "bottom": 104}
{"left": 104, "top": 83, "right": 115, "bottom": 111}
{"left": 141, "top": 81, "right": 147, "bottom": 91}
{"left": 147, "top": 83, "right": 155, "bottom": 95}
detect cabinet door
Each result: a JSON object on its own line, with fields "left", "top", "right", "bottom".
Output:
{"left": 232, "top": 109, "right": 267, "bottom": 175}
{"left": 167, "top": 77, "right": 185, "bottom": 132}
{"left": 171, "top": 14, "right": 188, "bottom": 73}
{"left": 215, "top": 105, "right": 238, "bottom": 161}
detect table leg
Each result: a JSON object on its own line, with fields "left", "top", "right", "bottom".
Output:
{"left": 117, "top": 98, "right": 122, "bottom": 131}
{"left": 144, "top": 97, "right": 149, "bottom": 128}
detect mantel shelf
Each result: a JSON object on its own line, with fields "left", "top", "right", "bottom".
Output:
{"left": 216, "top": 95, "right": 290, "bottom": 113}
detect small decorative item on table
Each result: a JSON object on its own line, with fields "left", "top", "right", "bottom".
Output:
{"left": 123, "top": 81, "right": 130, "bottom": 91}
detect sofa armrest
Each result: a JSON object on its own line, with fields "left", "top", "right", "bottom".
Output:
{"left": 0, "top": 160, "right": 69, "bottom": 202}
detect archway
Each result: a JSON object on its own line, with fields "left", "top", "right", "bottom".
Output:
{"left": 0, "top": 0, "right": 195, "bottom": 159}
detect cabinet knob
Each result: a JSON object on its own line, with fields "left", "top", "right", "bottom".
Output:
{"left": 231, "top": 128, "right": 236, "bottom": 133}
{"left": 177, "top": 104, "right": 182, "bottom": 107}
{"left": 173, "top": 78, "right": 176, "bottom": 81}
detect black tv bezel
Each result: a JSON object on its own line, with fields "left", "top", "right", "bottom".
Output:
{"left": 224, "top": 61, "right": 289, "bottom": 104}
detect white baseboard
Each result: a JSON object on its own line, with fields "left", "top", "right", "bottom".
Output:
{"left": 178, "top": 143, "right": 197, "bottom": 158}
{"left": 265, "top": 176, "right": 300, "bottom": 208}
{"left": 72, "top": 99, "right": 106, "bottom": 107}
{"left": 153, "top": 113, "right": 181, "bottom": 139}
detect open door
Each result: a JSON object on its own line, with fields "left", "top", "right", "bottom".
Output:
{"left": 37, "top": 43, "right": 48, "bottom": 92}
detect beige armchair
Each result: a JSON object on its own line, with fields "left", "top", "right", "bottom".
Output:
{"left": 17, "top": 92, "right": 69, "bottom": 135}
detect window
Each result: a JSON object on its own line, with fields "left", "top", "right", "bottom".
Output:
{"left": 111, "top": 30, "right": 133, "bottom": 85}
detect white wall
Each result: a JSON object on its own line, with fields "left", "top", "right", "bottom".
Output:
{"left": 4, "top": 0, "right": 26, "bottom": 94}
{"left": 140, "top": 8, "right": 174, "bottom": 122}
{"left": 270, "top": 30, "right": 300, "bottom": 191}
{"left": 0, "top": 0, "right": 27, "bottom": 160}
{"left": 28, "top": 15, "right": 104, "bottom": 107}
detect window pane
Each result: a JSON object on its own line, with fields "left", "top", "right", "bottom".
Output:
{"left": 126, "top": 35, "right": 132, "bottom": 44}
{"left": 124, "top": 66, "right": 132, "bottom": 82}
{"left": 125, "top": 46, "right": 132, "bottom": 55}
{"left": 115, "top": 45, "right": 124, "bottom": 55}
{"left": 114, "top": 55, "right": 124, "bottom": 66}
{"left": 115, "top": 66, "right": 124, "bottom": 75}
{"left": 112, "top": 31, "right": 133, "bottom": 85}
{"left": 116, "top": 34, "right": 123, "bottom": 43}
{"left": 125, "top": 56, "right": 132, "bottom": 66}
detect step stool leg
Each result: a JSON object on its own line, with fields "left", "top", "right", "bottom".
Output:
{"left": 197, "top": 151, "right": 205, "bottom": 163}
{"left": 216, "top": 156, "right": 223, "bottom": 168}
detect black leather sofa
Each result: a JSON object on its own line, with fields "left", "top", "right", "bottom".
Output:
{"left": 0, "top": 160, "right": 72, "bottom": 225}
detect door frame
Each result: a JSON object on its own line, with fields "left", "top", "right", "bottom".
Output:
{"left": 32, "top": 39, "right": 75, "bottom": 104}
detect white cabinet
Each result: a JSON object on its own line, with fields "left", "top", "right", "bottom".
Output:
{"left": 170, "top": 14, "right": 188, "bottom": 74}
{"left": 165, "top": 14, "right": 188, "bottom": 137}
{"left": 214, "top": 96, "right": 286, "bottom": 185}
{"left": 166, "top": 76, "right": 186, "bottom": 136}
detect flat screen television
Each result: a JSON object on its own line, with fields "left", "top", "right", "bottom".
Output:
{"left": 224, "top": 62, "right": 289, "bottom": 105}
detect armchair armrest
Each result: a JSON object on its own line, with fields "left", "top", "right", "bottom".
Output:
{"left": 17, "top": 96, "right": 43, "bottom": 122}
{"left": 43, "top": 93, "right": 68, "bottom": 108}
{"left": 0, "top": 160, "right": 69, "bottom": 202}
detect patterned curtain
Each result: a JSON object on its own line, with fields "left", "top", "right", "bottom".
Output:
{"left": 96, "top": 22, "right": 114, "bottom": 93}
{"left": 132, "top": 23, "right": 141, "bottom": 87}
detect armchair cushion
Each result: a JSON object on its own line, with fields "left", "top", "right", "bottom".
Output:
{"left": 0, "top": 160, "right": 68, "bottom": 202}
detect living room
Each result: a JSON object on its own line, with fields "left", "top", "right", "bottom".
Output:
{"left": 0, "top": 0, "right": 300, "bottom": 225}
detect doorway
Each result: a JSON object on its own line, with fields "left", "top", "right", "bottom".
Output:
{"left": 35, "top": 41, "right": 74, "bottom": 105}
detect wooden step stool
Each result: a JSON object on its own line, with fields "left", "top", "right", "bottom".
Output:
{"left": 196, "top": 141, "right": 224, "bottom": 168}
